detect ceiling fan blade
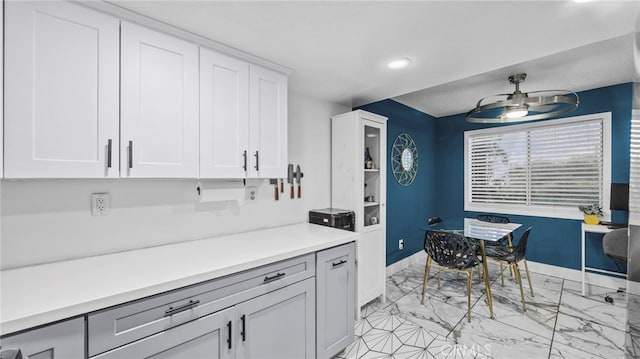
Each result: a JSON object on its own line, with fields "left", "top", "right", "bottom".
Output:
{"left": 527, "top": 104, "right": 556, "bottom": 112}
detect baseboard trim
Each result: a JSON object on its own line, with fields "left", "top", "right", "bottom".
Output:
{"left": 386, "top": 251, "right": 426, "bottom": 276}
{"left": 386, "top": 251, "right": 626, "bottom": 291}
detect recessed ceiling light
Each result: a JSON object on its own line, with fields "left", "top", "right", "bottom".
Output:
{"left": 387, "top": 58, "right": 411, "bottom": 70}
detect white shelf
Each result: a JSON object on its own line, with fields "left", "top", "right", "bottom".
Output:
{"left": 364, "top": 169, "right": 380, "bottom": 172}
{"left": 364, "top": 201, "right": 379, "bottom": 207}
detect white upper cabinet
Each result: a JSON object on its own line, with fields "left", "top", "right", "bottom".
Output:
{"left": 3, "top": 2, "right": 286, "bottom": 179}
{"left": 200, "top": 48, "right": 250, "bottom": 178}
{"left": 1, "top": 0, "right": 4, "bottom": 179}
{"left": 200, "top": 55, "right": 288, "bottom": 179}
{"left": 4, "top": 1, "right": 120, "bottom": 178}
{"left": 248, "top": 65, "right": 288, "bottom": 178}
{"left": 121, "top": 22, "right": 199, "bottom": 178}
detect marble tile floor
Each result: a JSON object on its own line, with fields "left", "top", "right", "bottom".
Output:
{"left": 334, "top": 261, "right": 640, "bottom": 359}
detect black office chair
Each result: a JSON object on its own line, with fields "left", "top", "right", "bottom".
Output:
{"left": 486, "top": 227, "right": 533, "bottom": 311}
{"left": 476, "top": 214, "right": 510, "bottom": 224}
{"left": 603, "top": 228, "right": 628, "bottom": 303}
{"left": 421, "top": 230, "right": 479, "bottom": 322}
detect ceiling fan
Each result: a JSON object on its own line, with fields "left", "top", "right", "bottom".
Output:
{"left": 466, "top": 73, "right": 579, "bottom": 123}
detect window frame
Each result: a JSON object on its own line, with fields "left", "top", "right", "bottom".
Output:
{"left": 630, "top": 109, "right": 640, "bottom": 225}
{"left": 464, "top": 112, "right": 612, "bottom": 220}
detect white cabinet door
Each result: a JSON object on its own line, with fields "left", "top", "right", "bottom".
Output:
{"left": 94, "top": 307, "right": 236, "bottom": 359}
{"left": 359, "top": 228, "right": 386, "bottom": 307}
{"left": 0, "top": 317, "right": 84, "bottom": 359}
{"left": 4, "top": 1, "right": 119, "bottom": 178}
{"left": 1, "top": 0, "right": 4, "bottom": 179}
{"left": 236, "top": 278, "right": 315, "bottom": 359}
{"left": 248, "top": 65, "right": 288, "bottom": 178}
{"left": 200, "top": 48, "right": 250, "bottom": 178}
{"left": 316, "top": 243, "right": 356, "bottom": 359}
{"left": 121, "top": 22, "right": 199, "bottom": 178}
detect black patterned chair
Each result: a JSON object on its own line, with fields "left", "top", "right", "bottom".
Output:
{"left": 485, "top": 227, "right": 534, "bottom": 311}
{"left": 421, "top": 230, "right": 479, "bottom": 322}
{"left": 476, "top": 214, "right": 510, "bottom": 224}
{"left": 476, "top": 214, "right": 532, "bottom": 289}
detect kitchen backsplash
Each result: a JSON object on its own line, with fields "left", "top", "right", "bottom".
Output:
{"left": 0, "top": 93, "right": 349, "bottom": 269}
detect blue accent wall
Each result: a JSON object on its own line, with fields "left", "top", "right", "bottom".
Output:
{"left": 355, "top": 100, "right": 437, "bottom": 265}
{"left": 357, "top": 83, "right": 633, "bottom": 271}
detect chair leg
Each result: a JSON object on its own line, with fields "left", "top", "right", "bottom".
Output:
{"left": 500, "top": 262, "right": 505, "bottom": 286}
{"left": 507, "top": 234, "right": 514, "bottom": 277}
{"left": 421, "top": 257, "right": 432, "bottom": 304}
{"left": 513, "top": 263, "right": 526, "bottom": 312}
{"left": 523, "top": 258, "right": 534, "bottom": 297}
{"left": 466, "top": 269, "right": 473, "bottom": 322}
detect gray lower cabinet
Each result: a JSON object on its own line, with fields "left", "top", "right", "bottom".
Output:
{"left": 1, "top": 245, "right": 352, "bottom": 359}
{"left": 0, "top": 317, "right": 84, "bottom": 359}
{"left": 87, "top": 254, "right": 317, "bottom": 359}
{"left": 93, "top": 307, "right": 236, "bottom": 359}
{"left": 316, "top": 243, "right": 356, "bottom": 359}
{"left": 236, "top": 278, "right": 316, "bottom": 359}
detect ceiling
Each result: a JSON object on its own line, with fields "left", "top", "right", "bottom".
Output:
{"left": 108, "top": 0, "right": 640, "bottom": 118}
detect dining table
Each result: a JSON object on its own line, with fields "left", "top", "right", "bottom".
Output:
{"left": 423, "top": 218, "right": 522, "bottom": 318}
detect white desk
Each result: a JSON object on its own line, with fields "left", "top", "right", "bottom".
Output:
{"left": 581, "top": 223, "right": 627, "bottom": 296}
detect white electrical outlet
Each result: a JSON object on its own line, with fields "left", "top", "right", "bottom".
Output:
{"left": 399, "top": 239, "right": 404, "bottom": 250}
{"left": 91, "top": 193, "right": 110, "bottom": 216}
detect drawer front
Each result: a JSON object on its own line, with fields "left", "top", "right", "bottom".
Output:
{"left": 93, "top": 307, "right": 236, "bottom": 359}
{"left": 0, "top": 317, "right": 85, "bottom": 359}
{"left": 88, "top": 253, "right": 314, "bottom": 357}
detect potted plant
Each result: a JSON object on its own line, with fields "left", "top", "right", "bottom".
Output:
{"left": 578, "top": 204, "right": 603, "bottom": 225}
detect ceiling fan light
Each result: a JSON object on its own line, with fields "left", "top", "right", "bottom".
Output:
{"left": 504, "top": 105, "right": 528, "bottom": 119}
{"left": 466, "top": 73, "right": 579, "bottom": 124}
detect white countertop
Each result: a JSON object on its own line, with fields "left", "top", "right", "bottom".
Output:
{"left": 0, "top": 223, "right": 358, "bottom": 335}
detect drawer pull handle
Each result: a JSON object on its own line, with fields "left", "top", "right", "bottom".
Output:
{"left": 227, "top": 321, "right": 232, "bottom": 349}
{"left": 241, "top": 314, "right": 246, "bottom": 341}
{"left": 332, "top": 259, "right": 347, "bottom": 267}
{"left": 263, "top": 272, "right": 285, "bottom": 283}
{"left": 164, "top": 299, "right": 200, "bottom": 316}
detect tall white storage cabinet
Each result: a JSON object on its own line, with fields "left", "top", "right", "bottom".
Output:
{"left": 4, "top": 1, "right": 120, "bottom": 178}
{"left": 331, "top": 110, "right": 387, "bottom": 309}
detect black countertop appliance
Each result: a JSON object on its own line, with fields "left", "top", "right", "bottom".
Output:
{"left": 309, "top": 208, "right": 355, "bottom": 232}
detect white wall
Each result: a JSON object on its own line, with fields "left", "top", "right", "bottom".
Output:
{"left": 0, "top": 92, "right": 350, "bottom": 269}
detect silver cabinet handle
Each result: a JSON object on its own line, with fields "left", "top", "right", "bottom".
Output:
{"left": 128, "top": 140, "right": 133, "bottom": 169}
{"left": 332, "top": 259, "right": 347, "bottom": 267}
{"left": 263, "top": 272, "right": 285, "bottom": 283}
{"left": 243, "top": 150, "right": 248, "bottom": 171}
{"left": 164, "top": 299, "right": 200, "bottom": 317}
{"left": 107, "top": 139, "right": 113, "bottom": 168}
{"left": 0, "top": 348, "right": 23, "bottom": 359}
{"left": 254, "top": 151, "right": 259, "bottom": 171}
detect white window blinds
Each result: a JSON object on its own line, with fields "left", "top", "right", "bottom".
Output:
{"left": 630, "top": 110, "right": 640, "bottom": 225}
{"left": 465, "top": 113, "right": 611, "bottom": 219}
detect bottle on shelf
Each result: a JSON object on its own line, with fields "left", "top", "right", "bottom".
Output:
{"left": 364, "top": 147, "right": 374, "bottom": 169}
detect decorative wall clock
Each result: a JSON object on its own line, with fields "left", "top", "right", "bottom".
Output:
{"left": 391, "top": 133, "right": 418, "bottom": 186}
